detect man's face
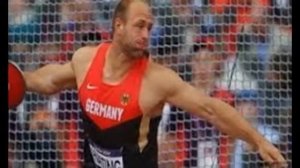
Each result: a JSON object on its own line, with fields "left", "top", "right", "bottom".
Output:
{"left": 117, "top": 2, "right": 154, "bottom": 58}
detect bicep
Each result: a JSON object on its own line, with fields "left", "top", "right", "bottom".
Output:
{"left": 165, "top": 77, "right": 214, "bottom": 120}
{"left": 150, "top": 63, "right": 215, "bottom": 120}
{"left": 50, "top": 62, "right": 77, "bottom": 90}
{"left": 31, "top": 62, "right": 76, "bottom": 94}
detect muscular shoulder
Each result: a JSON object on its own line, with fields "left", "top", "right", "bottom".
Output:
{"left": 70, "top": 45, "right": 99, "bottom": 86}
{"left": 71, "top": 46, "right": 98, "bottom": 65}
{"left": 145, "top": 61, "right": 186, "bottom": 98}
{"left": 146, "top": 62, "right": 175, "bottom": 78}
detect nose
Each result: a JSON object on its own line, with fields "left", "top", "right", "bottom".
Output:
{"left": 141, "top": 28, "right": 150, "bottom": 40}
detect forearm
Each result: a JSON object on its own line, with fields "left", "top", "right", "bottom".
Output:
{"left": 205, "top": 98, "right": 266, "bottom": 149}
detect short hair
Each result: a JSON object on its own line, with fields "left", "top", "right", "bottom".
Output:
{"left": 111, "top": 0, "right": 149, "bottom": 35}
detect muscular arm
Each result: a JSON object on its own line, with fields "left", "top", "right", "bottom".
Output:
{"left": 167, "top": 79, "right": 263, "bottom": 146}
{"left": 157, "top": 66, "right": 286, "bottom": 166}
{"left": 22, "top": 47, "right": 90, "bottom": 95}
{"left": 23, "top": 46, "right": 96, "bottom": 95}
{"left": 155, "top": 65, "right": 266, "bottom": 149}
{"left": 23, "top": 62, "right": 76, "bottom": 95}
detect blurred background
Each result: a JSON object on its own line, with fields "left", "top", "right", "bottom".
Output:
{"left": 8, "top": 0, "right": 291, "bottom": 167}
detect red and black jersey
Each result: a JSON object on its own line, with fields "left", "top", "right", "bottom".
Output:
{"left": 78, "top": 42, "right": 161, "bottom": 168}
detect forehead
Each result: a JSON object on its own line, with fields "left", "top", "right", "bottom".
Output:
{"left": 127, "top": 2, "right": 154, "bottom": 22}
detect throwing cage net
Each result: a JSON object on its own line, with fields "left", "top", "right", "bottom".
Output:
{"left": 8, "top": 0, "right": 291, "bottom": 167}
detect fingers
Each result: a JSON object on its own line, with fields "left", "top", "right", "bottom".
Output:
{"left": 260, "top": 149, "right": 274, "bottom": 164}
{"left": 269, "top": 149, "right": 288, "bottom": 168}
{"left": 260, "top": 148, "right": 288, "bottom": 168}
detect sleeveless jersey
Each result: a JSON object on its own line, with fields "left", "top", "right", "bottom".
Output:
{"left": 78, "top": 42, "right": 161, "bottom": 168}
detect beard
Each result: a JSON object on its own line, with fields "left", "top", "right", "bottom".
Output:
{"left": 123, "top": 44, "right": 148, "bottom": 58}
{"left": 126, "top": 48, "right": 146, "bottom": 58}
{"left": 120, "top": 37, "right": 149, "bottom": 59}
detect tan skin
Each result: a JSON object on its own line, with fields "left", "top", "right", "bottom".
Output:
{"left": 23, "top": 1, "right": 286, "bottom": 167}
{"left": 158, "top": 49, "right": 231, "bottom": 167}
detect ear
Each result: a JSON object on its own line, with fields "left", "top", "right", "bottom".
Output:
{"left": 115, "top": 18, "right": 124, "bottom": 31}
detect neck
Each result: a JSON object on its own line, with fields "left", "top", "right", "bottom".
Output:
{"left": 108, "top": 42, "right": 136, "bottom": 68}
{"left": 104, "top": 41, "right": 136, "bottom": 79}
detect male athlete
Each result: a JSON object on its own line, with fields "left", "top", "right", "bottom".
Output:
{"left": 22, "top": 0, "right": 286, "bottom": 167}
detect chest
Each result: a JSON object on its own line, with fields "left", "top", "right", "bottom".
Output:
{"left": 78, "top": 74, "right": 141, "bottom": 129}
{"left": 76, "top": 64, "right": 163, "bottom": 130}
{"left": 78, "top": 77, "right": 163, "bottom": 116}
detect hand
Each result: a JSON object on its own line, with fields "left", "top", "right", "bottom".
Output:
{"left": 257, "top": 140, "right": 287, "bottom": 168}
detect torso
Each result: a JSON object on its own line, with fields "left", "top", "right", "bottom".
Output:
{"left": 72, "top": 42, "right": 164, "bottom": 168}
{"left": 72, "top": 44, "right": 165, "bottom": 119}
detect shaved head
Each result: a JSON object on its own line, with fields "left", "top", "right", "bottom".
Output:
{"left": 111, "top": 0, "right": 153, "bottom": 58}
{"left": 112, "top": 0, "right": 150, "bottom": 36}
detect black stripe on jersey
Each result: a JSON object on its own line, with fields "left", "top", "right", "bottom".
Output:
{"left": 80, "top": 105, "right": 161, "bottom": 168}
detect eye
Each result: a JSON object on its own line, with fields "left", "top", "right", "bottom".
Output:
{"left": 136, "top": 23, "right": 144, "bottom": 29}
{"left": 148, "top": 24, "right": 153, "bottom": 31}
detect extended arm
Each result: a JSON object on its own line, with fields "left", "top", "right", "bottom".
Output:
{"left": 166, "top": 79, "right": 264, "bottom": 147}
{"left": 23, "top": 62, "right": 76, "bottom": 95}
{"left": 159, "top": 67, "right": 286, "bottom": 166}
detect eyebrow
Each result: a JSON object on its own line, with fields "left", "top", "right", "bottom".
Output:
{"left": 135, "top": 18, "right": 153, "bottom": 24}
{"left": 134, "top": 19, "right": 154, "bottom": 29}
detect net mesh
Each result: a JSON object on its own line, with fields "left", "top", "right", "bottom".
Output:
{"left": 8, "top": 0, "right": 292, "bottom": 167}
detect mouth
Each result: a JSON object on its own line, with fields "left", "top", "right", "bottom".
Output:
{"left": 136, "top": 41, "right": 148, "bottom": 49}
